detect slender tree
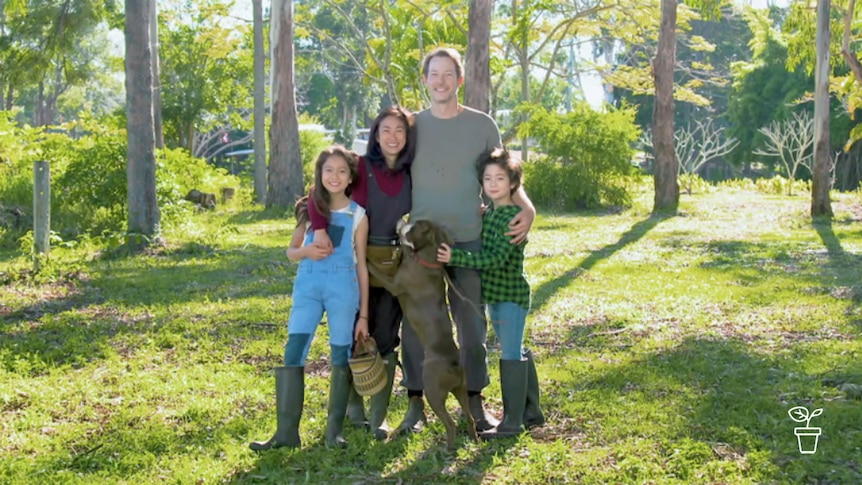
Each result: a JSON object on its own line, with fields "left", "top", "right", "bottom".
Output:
{"left": 465, "top": 0, "right": 492, "bottom": 113}
{"left": 811, "top": 0, "right": 833, "bottom": 218}
{"left": 253, "top": 0, "right": 267, "bottom": 204}
{"left": 150, "top": 0, "right": 163, "bottom": 149}
{"left": 652, "top": 0, "right": 679, "bottom": 213}
{"left": 124, "top": 0, "right": 160, "bottom": 244}
{"left": 268, "top": 0, "right": 303, "bottom": 207}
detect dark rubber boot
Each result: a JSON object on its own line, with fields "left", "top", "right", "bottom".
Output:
{"left": 346, "top": 378, "right": 368, "bottom": 427}
{"left": 481, "top": 359, "right": 527, "bottom": 439}
{"left": 325, "top": 365, "right": 351, "bottom": 448}
{"left": 468, "top": 393, "right": 500, "bottom": 432}
{"left": 523, "top": 349, "right": 545, "bottom": 429}
{"left": 395, "top": 395, "right": 427, "bottom": 435}
{"left": 368, "top": 353, "right": 397, "bottom": 440}
{"left": 249, "top": 366, "right": 304, "bottom": 451}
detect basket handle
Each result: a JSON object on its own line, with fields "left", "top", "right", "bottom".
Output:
{"left": 353, "top": 335, "right": 378, "bottom": 358}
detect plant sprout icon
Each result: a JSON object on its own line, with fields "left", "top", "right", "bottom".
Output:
{"left": 788, "top": 406, "right": 823, "bottom": 454}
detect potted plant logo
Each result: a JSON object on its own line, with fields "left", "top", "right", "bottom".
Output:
{"left": 787, "top": 406, "right": 823, "bottom": 454}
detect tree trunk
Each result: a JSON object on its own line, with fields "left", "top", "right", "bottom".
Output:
{"left": 4, "top": 82, "right": 12, "bottom": 110}
{"left": 268, "top": 0, "right": 304, "bottom": 207}
{"left": 465, "top": 0, "right": 492, "bottom": 113}
{"left": 150, "top": 0, "right": 164, "bottom": 149}
{"left": 253, "top": 0, "right": 267, "bottom": 204}
{"left": 812, "top": 0, "right": 834, "bottom": 218}
{"left": 652, "top": 0, "right": 679, "bottom": 214}
{"left": 514, "top": 0, "right": 529, "bottom": 161}
{"left": 124, "top": 0, "right": 160, "bottom": 243}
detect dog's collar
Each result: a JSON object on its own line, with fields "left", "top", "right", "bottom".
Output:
{"left": 412, "top": 251, "right": 443, "bottom": 269}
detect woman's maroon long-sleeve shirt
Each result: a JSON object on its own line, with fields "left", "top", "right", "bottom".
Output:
{"left": 308, "top": 157, "right": 408, "bottom": 230}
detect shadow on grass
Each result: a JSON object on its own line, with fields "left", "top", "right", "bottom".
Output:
{"left": 531, "top": 214, "right": 667, "bottom": 312}
{"left": 568, "top": 337, "right": 862, "bottom": 483}
{"left": 0, "top": 243, "right": 294, "bottom": 372}
{"left": 224, "top": 206, "right": 293, "bottom": 226}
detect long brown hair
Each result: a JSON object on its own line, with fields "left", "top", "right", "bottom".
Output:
{"left": 310, "top": 145, "right": 359, "bottom": 221}
{"left": 365, "top": 105, "right": 416, "bottom": 173}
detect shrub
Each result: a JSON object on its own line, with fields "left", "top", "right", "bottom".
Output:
{"left": 679, "top": 173, "right": 713, "bottom": 195}
{"left": 518, "top": 102, "right": 639, "bottom": 210}
{"left": 1, "top": 113, "right": 241, "bottom": 246}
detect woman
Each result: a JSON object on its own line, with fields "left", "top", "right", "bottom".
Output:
{"left": 307, "top": 105, "right": 415, "bottom": 439}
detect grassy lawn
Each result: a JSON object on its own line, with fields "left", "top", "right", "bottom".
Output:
{"left": 1, "top": 187, "right": 861, "bottom": 484}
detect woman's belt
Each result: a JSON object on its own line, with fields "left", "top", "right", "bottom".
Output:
{"left": 367, "top": 235, "right": 400, "bottom": 246}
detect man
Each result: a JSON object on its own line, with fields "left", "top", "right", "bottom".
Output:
{"left": 395, "top": 47, "right": 536, "bottom": 433}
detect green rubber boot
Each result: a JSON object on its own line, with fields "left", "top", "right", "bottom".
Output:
{"left": 346, "top": 378, "right": 368, "bottom": 427}
{"left": 249, "top": 366, "right": 304, "bottom": 451}
{"left": 368, "top": 353, "right": 397, "bottom": 440}
{"left": 325, "top": 365, "right": 351, "bottom": 448}
{"left": 395, "top": 395, "right": 427, "bottom": 435}
{"left": 481, "top": 359, "right": 527, "bottom": 439}
{"left": 523, "top": 349, "right": 545, "bottom": 429}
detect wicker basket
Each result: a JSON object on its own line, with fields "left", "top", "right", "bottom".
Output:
{"left": 348, "top": 336, "right": 386, "bottom": 396}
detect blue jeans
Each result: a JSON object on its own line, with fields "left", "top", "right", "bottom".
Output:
{"left": 488, "top": 302, "right": 527, "bottom": 361}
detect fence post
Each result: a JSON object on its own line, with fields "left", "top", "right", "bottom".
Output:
{"left": 33, "top": 160, "right": 50, "bottom": 268}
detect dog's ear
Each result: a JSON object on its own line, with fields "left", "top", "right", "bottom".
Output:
{"left": 410, "top": 221, "right": 433, "bottom": 250}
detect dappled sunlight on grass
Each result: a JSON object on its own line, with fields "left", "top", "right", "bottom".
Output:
{"left": 1, "top": 190, "right": 862, "bottom": 483}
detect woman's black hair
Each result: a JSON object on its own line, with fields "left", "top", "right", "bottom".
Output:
{"left": 364, "top": 105, "right": 416, "bottom": 173}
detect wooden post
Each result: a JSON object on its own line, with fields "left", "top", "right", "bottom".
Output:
{"left": 33, "top": 160, "right": 50, "bottom": 266}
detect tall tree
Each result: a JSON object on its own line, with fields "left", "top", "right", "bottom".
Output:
{"left": 650, "top": 0, "right": 722, "bottom": 213}
{"left": 811, "top": 0, "right": 833, "bottom": 217}
{"left": 465, "top": 0, "right": 492, "bottom": 113}
{"left": 268, "top": 0, "right": 303, "bottom": 207}
{"left": 150, "top": 0, "right": 163, "bottom": 149}
{"left": 253, "top": 0, "right": 267, "bottom": 204}
{"left": 652, "top": 0, "right": 679, "bottom": 213}
{"left": 124, "top": 0, "right": 160, "bottom": 243}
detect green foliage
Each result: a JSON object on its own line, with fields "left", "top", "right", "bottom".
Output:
{"left": 0, "top": 113, "right": 240, "bottom": 247}
{"left": 518, "top": 102, "right": 639, "bottom": 210}
{"left": 679, "top": 173, "right": 713, "bottom": 195}
{"left": 159, "top": 1, "right": 254, "bottom": 151}
{"left": 727, "top": 9, "right": 812, "bottom": 169}
{"left": 716, "top": 175, "right": 811, "bottom": 196}
{"left": 0, "top": 0, "right": 120, "bottom": 125}
{"left": 753, "top": 175, "right": 811, "bottom": 196}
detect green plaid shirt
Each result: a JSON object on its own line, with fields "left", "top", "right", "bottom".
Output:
{"left": 448, "top": 204, "right": 531, "bottom": 309}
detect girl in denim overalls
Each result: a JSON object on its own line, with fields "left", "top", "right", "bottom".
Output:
{"left": 251, "top": 145, "right": 370, "bottom": 451}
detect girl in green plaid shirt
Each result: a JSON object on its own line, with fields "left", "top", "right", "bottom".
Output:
{"left": 437, "top": 148, "right": 544, "bottom": 438}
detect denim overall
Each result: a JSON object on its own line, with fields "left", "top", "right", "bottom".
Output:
{"left": 284, "top": 201, "right": 359, "bottom": 367}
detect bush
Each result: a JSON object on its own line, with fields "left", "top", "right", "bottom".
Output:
{"left": 0, "top": 113, "right": 241, "bottom": 247}
{"left": 716, "top": 176, "right": 811, "bottom": 196}
{"left": 679, "top": 173, "right": 713, "bottom": 195}
{"left": 754, "top": 175, "right": 810, "bottom": 196}
{"left": 518, "top": 102, "right": 639, "bottom": 210}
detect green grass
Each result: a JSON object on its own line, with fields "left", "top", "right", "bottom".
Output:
{"left": 1, "top": 187, "right": 861, "bottom": 484}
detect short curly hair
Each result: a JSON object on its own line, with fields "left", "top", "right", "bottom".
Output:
{"left": 476, "top": 148, "right": 523, "bottom": 197}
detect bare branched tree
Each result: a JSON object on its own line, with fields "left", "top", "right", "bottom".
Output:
{"left": 675, "top": 119, "right": 738, "bottom": 194}
{"left": 638, "top": 119, "right": 738, "bottom": 194}
{"left": 753, "top": 111, "right": 814, "bottom": 195}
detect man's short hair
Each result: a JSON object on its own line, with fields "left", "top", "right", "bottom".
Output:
{"left": 422, "top": 47, "right": 464, "bottom": 80}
